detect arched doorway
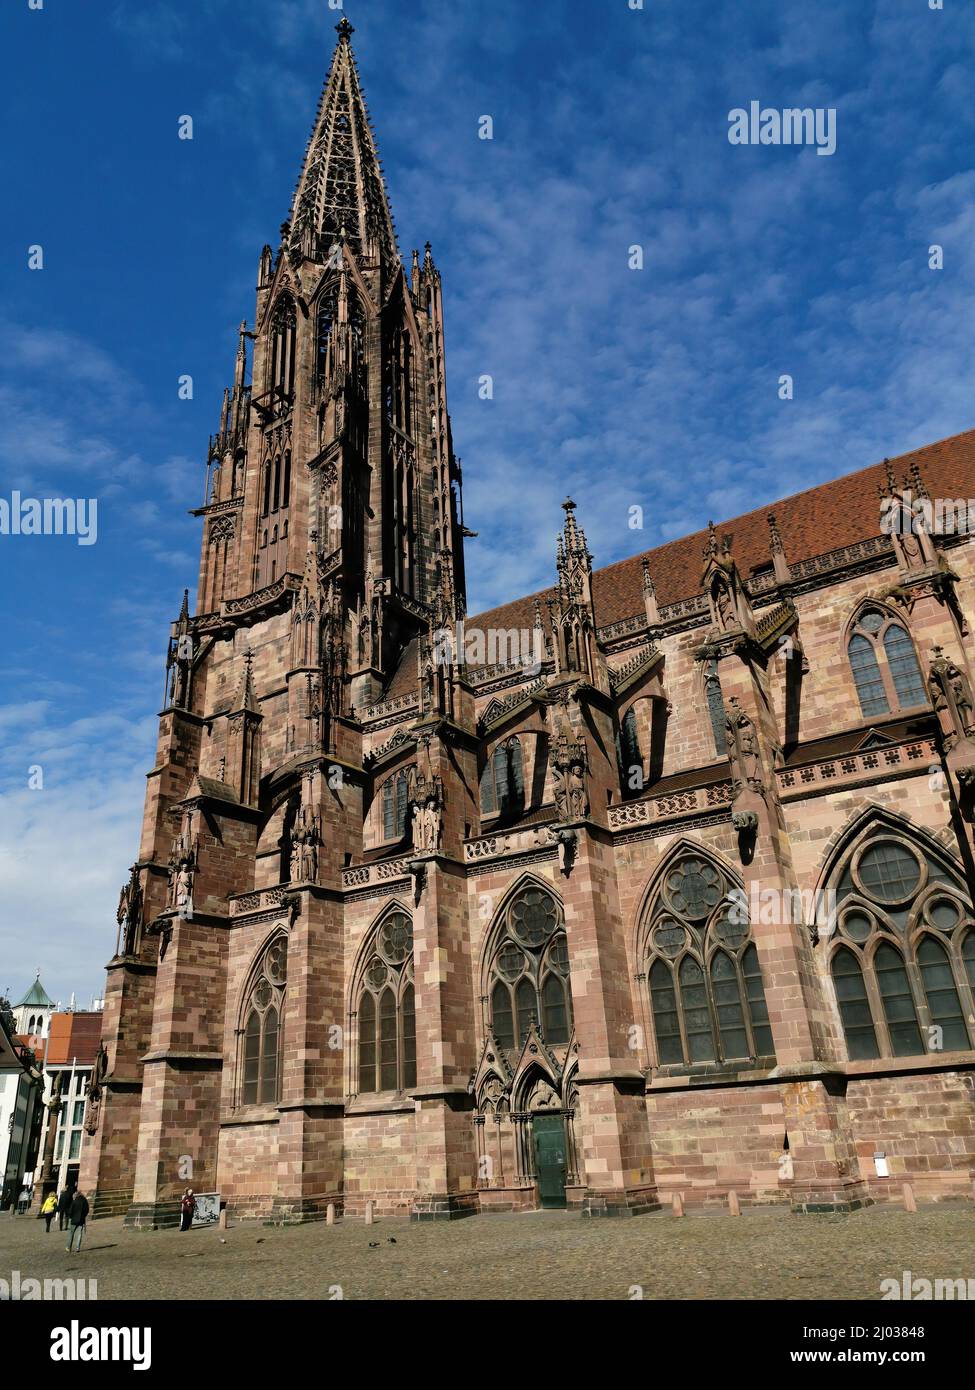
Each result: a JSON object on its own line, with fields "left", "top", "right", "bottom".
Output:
{"left": 526, "top": 1076, "right": 567, "bottom": 1209}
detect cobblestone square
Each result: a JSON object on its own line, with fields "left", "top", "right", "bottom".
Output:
{"left": 4, "top": 1206, "right": 974, "bottom": 1301}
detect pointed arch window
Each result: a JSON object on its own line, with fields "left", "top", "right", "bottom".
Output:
{"left": 704, "top": 659, "right": 728, "bottom": 756}
{"left": 847, "top": 608, "right": 926, "bottom": 717}
{"left": 480, "top": 738, "right": 525, "bottom": 817}
{"left": 316, "top": 282, "right": 339, "bottom": 384}
{"left": 616, "top": 707, "right": 643, "bottom": 796}
{"left": 642, "top": 852, "right": 775, "bottom": 1068}
{"left": 388, "top": 331, "right": 412, "bottom": 434}
{"left": 487, "top": 884, "right": 572, "bottom": 1049}
{"left": 268, "top": 297, "right": 297, "bottom": 402}
{"left": 963, "top": 930, "right": 975, "bottom": 994}
{"left": 380, "top": 769, "right": 411, "bottom": 843}
{"left": 356, "top": 910, "right": 415, "bottom": 1095}
{"left": 240, "top": 936, "right": 288, "bottom": 1107}
{"left": 826, "top": 824, "right": 975, "bottom": 1060}
{"left": 262, "top": 462, "right": 272, "bottom": 517}
{"left": 830, "top": 946, "right": 879, "bottom": 1060}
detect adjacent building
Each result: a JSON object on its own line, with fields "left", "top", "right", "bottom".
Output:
{"left": 36, "top": 1011, "right": 103, "bottom": 1196}
{"left": 0, "top": 996, "right": 43, "bottom": 1209}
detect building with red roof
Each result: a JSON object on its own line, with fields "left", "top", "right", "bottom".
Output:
{"left": 81, "top": 21, "right": 975, "bottom": 1226}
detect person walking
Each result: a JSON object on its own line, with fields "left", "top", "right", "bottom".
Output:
{"left": 179, "top": 1188, "right": 196, "bottom": 1232}
{"left": 65, "top": 1189, "right": 89, "bottom": 1253}
{"left": 57, "top": 1186, "right": 73, "bottom": 1232}
{"left": 40, "top": 1191, "right": 57, "bottom": 1232}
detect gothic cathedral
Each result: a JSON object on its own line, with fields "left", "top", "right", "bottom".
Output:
{"left": 81, "top": 19, "right": 975, "bottom": 1224}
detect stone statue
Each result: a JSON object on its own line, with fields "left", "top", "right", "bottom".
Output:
{"left": 116, "top": 865, "right": 142, "bottom": 956}
{"left": 411, "top": 783, "right": 443, "bottom": 852}
{"left": 714, "top": 578, "right": 734, "bottom": 629}
{"left": 550, "top": 728, "right": 590, "bottom": 822}
{"left": 725, "top": 699, "right": 763, "bottom": 795}
{"left": 928, "top": 647, "right": 975, "bottom": 751}
{"left": 290, "top": 828, "right": 304, "bottom": 883}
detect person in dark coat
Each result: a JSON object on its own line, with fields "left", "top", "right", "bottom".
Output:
{"left": 56, "top": 1186, "right": 73, "bottom": 1232}
{"left": 65, "top": 1189, "right": 89, "bottom": 1253}
{"left": 179, "top": 1189, "right": 196, "bottom": 1232}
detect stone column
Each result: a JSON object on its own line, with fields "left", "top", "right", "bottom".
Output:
{"left": 563, "top": 825, "right": 658, "bottom": 1217}
{"left": 410, "top": 853, "right": 478, "bottom": 1219}
{"left": 717, "top": 651, "right": 869, "bottom": 1211}
{"left": 270, "top": 885, "right": 345, "bottom": 1222}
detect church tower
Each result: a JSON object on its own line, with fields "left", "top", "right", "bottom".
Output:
{"left": 80, "top": 17, "right": 472, "bottom": 1227}
{"left": 79, "top": 10, "right": 975, "bottom": 1234}
{"left": 199, "top": 16, "right": 466, "bottom": 712}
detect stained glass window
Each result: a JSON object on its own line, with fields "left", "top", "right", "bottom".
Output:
{"left": 643, "top": 852, "right": 774, "bottom": 1067}
{"left": 848, "top": 609, "right": 925, "bottom": 717}
{"left": 488, "top": 884, "right": 573, "bottom": 1050}
{"left": 356, "top": 909, "right": 415, "bottom": 1095}
{"left": 828, "top": 826, "right": 975, "bottom": 1059}
{"left": 241, "top": 936, "right": 288, "bottom": 1106}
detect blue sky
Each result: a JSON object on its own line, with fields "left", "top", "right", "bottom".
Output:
{"left": 1, "top": 0, "right": 973, "bottom": 1003}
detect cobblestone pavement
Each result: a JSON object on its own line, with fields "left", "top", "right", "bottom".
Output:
{"left": 3, "top": 1205, "right": 974, "bottom": 1300}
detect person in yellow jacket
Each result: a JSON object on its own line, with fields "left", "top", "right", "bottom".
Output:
{"left": 40, "top": 1190, "right": 57, "bottom": 1233}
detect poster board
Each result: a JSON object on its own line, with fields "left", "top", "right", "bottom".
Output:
{"left": 191, "top": 1192, "right": 220, "bottom": 1227}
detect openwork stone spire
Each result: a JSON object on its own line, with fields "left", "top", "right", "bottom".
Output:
{"left": 556, "top": 498, "right": 593, "bottom": 608}
{"left": 287, "top": 17, "right": 398, "bottom": 268}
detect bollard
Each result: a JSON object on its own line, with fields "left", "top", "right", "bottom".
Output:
{"left": 671, "top": 1191, "right": 685, "bottom": 1217}
{"left": 326, "top": 1202, "right": 336, "bottom": 1227}
{"left": 902, "top": 1183, "right": 917, "bottom": 1213}
{"left": 728, "top": 1190, "right": 741, "bottom": 1217}
{"left": 365, "top": 1199, "right": 374, "bottom": 1226}
{"left": 218, "top": 1208, "right": 228, "bottom": 1230}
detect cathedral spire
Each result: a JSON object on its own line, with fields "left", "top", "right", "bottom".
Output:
{"left": 287, "top": 18, "right": 398, "bottom": 269}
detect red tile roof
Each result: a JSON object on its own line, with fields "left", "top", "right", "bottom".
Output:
{"left": 474, "top": 427, "right": 975, "bottom": 632}
{"left": 382, "top": 427, "right": 975, "bottom": 701}
{"left": 45, "top": 1012, "right": 102, "bottom": 1067}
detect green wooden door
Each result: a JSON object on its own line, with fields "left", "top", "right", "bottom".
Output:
{"left": 532, "top": 1114, "right": 567, "bottom": 1208}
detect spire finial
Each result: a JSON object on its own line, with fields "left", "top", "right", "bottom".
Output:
{"left": 336, "top": 17, "right": 354, "bottom": 42}
{"left": 908, "top": 459, "right": 929, "bottom": 500}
